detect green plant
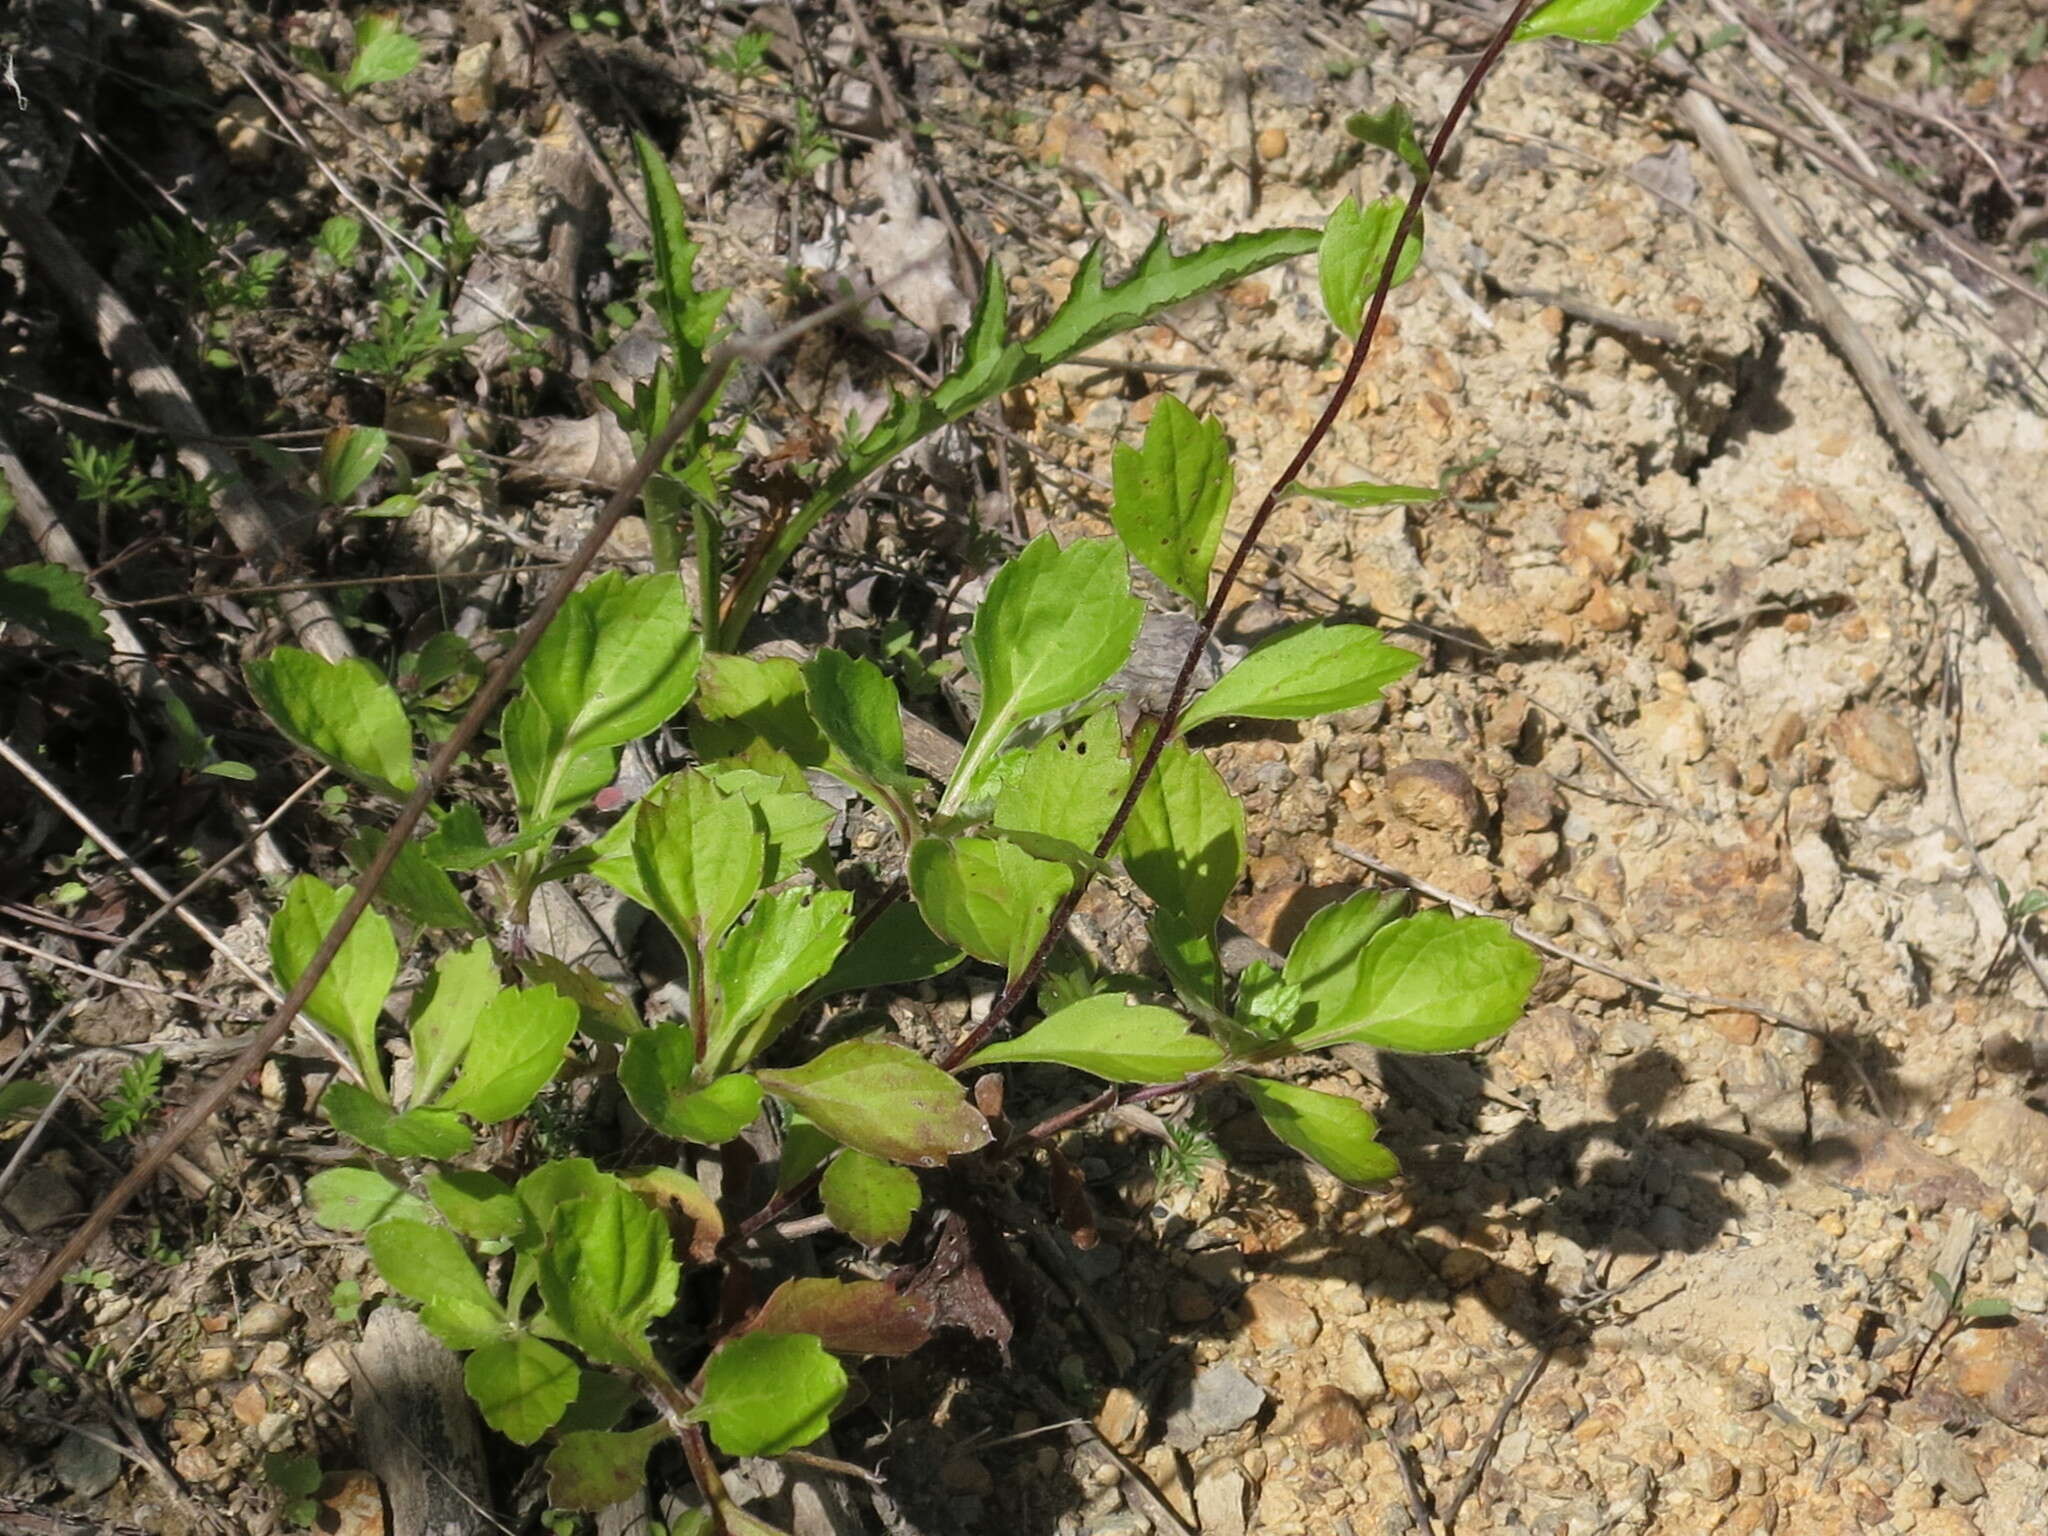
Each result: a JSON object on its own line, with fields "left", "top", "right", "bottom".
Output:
{"left": 263, "top": 1452, "right": 325, "bottom": 1526}
{"left": 38, "top": 0, "right": 1673, "bottom": 1526}
{"left": 337, "top": 246, "right": 479, "bottom": 394}
{"left": 784, "top": 99, "right": 840, "bottom": 181}
{"left": 294, "top": 13, "right": 422, "bottom": 97}
{"left": 98, "top": 1048, "right": 167, "bottom": 1141}
{"left": 708, "top": 32, "right": 773, "bottom": 84}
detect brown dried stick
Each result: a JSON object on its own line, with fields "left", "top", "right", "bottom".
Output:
{"left": 1643, "top": 34, "right": 2048, "bottom": 684}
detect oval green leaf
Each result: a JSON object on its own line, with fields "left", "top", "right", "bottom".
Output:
{"left": 756, "top": 1039, "right": 991, "bottom": 1167}
{"left": 820, "top": 1150, "right": 922, "bottom": 1247}
{"left": 1177, "top": 622, "right": 1419, "bottom": 734}
{"left": 247, "top": 648, "right": 417, "bottom": 796}
{"left": 692, "top": 1333, "right": 847, "bottom": 1457}
{"left": 1237, "top": 1076, "right": 1400, "bottom": 1186}
{"left": 1289, "top": 908, "right": 1539, "bottom": 1053}
{"left": 1318, "top": 194, "right": 1423, "bottom": 339}
{"left": 1109, "top": 394, "right": 1233, "bottom": 607}
{"left": 964, "top": 995, "right": 1223, "bottom": 1083}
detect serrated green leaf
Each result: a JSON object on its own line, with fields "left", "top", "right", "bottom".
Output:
{"left": 428, "top": 1169, "right": 526, "bottom": 1241}
{"left": 515, "top": 953, "right": 642, "bottom": 1045}
{"left": 1280, "top": 889, "right": 1408, "bottom": 1042}
{"left": 325, "top": 1082, "right": 475, "bottom": 1159}
{"left": 520, "top": 571, "right": 700, "bottom": 755}
{"left": 802, "top": 648, "right": 921, "bottom": 799}
{"left": 342, "top": 12, "right": 421, "bottom": 92}
{"left": 692, "top": 1333, "right": 846, "bottom": 1457}
{"left": 964, "top": 994, "right": 1223, "bottom": 1082}
{"left": 367, "top": 1219, "right": 501, "bottom": 1326}
{"left": 819, "top": 1151, "right": 921, "bottom": 1246}
{"left": 318, "top": 425, "right": 389, "bottom": 505}
{"left": 408, "top": 941, "right": 501, "bottom": 1105}
{"left": 547, "top": 1422, "right": 668, "bottom": 1512}
{"left": 1178, "top": 622, "right": 1418, "bottom": 734}
{"left": 993, "top": 709, "right": 1130, "bottom": 851}
{"left": 702, "top": 767, "right": 836, "bottom": 886}
{"left": 723, "top": 223, "right": 1321, "bottom": 651}
{"left": 536, "top": 1182, "right": 679, "bottom": 1370}
{"left": 757, "top": 1039, "right": 990, "bottom": 1167}
{"left": 306, "top": 1166, "right": 430, "bottom": 1231}
{"left": 816, "top": 900, "right": 963, "bottom": 995}
{"left": 466, "top": 1335, "right": 579, "bottom": 1445}
{"left": 1289, "top": 908, "right": 1538, "bottom": 1052}
{"left": 1238, "top": 1076, "right": 1400, "bottom": 1186}
{"left": 437, "top": 984, "right": 578, "bottom": 1123}
{"left": 621, "top": 1024, "right": 764, "bottom": 1142}
{"left": 949, "top": 536, "right": 1141, "bottom": 810}
{"left": 1109, "top": 395, "right": 1233, "bottom": 606}
{"left": 1118, "top": 742, "right": 1244, "bottom": 936}
{"left": 746, "top": 1277, "right": 934, "bottom": 1357}
{"left": 269, "top": 876, "right": 397, "bottom": 1098}
{"left": 345, "top": 830, "right": 480, "bottom": 934}
{"left": 627, "top": 770, "right": 764, "bottom": 950}
{"left": 708, "top": 888, "right": 854, "bottom": 1073}
{"left": 908, "top": 835, "right": 1072, "bottom": 980}
{"left": 1282, "top": 478, "right": 1438, "bottom": 507}
{"left": 0, "top": 562, "right": 110, "bottom": 661}
{"left": 248, "top": 649, "right": 417, "bottom": 796}
{"left": 691, "top": 653, "right": 830, "bottom": 786}
{"left": 1515, "top": 0, "right": 1665, "bottom": 44}
{"left": 1345, "top": 102, "right": 1430, "bottom": 180}
{"left": 1319, "top": 195, "right": 1423, "bottom": 339}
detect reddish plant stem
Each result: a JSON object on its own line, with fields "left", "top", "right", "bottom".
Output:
{"left": 941, "top": 0, "right": 1540, "bottom": 1074}
{"left": 1020, "top": 1072, "right": 1222, "bottom": 1146}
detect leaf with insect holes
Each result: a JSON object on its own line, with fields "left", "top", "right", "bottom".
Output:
{"left": 623, "top": 771, "right": 763, "bottom": 951}
{"left": 1319, "top": 195, "right": 1423, "bottom": 339}
{"left": 536, "top": 1182, "right": 679, "bottom": 1370}
{"left": 1515, "top": 0, "right": 1666, "bottom": 44}
{"left": 620, "top": 1024, "right": 764, "bottom": 1143}
{"left": 745, "top": 1277, "right": 935, "bottom": 1357}
{"left": 1280, "top": 889, "right": 1408, "bottom": 1042}
{"left": 692, "top": 1333, "right": 846, "bottom": 1457}
{"left": 707, "top": 888, "right": 854, "bottom": 1072}
{"left": 547, "top": 1422, "right": 668, "bottom": 1513}
{"left": 1287, "top": 908, "right": 1539, "bottom": 1053}
{"left": 993, "top": 709, "right": 1130, "bottom": 852}
{"left": 757, "top": 1039, "right": 991, "bottom": 1167}
{"left": 1238, "top": 1076, "right": 1400, "bottom": 1186}
{"left": 965, "top": 995, "right": 1223, "bottom": 1083}
{"left": 909, "top": 835, "right": 1072, "bottom": 980}
{"left": 436, "top": 984, "right": 578, "bottom": 1124}
{"left": 467, "top": 1335, "right": 580, "bottom": 1446}
{"left": 407, "top": 941, "right": 499, "bottom": 1106}
{"left": 821, "top": 1151, "right": 921, "bottom": 1247}
{"left": 816, "top": 901, "right": 963, "bottom": 996}
{"left": 429, "top": 1169, "right": 527, "bottom": 1241}
{"left": 1346, "top": 102, "right": 1431, "bottom": 181}
{"left": 325, "top": 1082, "right": 474, "bottom": 1160}
{"left": 342, "top": 13, "right": 420, "bottom": 91}
{"left": 1178, "top": 622, "right": 1418, "bottom": 734}
{"left": 318, "top": 425, "right": 388, "bottom": 505}
{"left": 952, "top": 536, "right": 1141, "bottom": 807}
{"left": 306, "top": 1167, "right": 431, "bottom": 1232}
{"left": 366, "top": 1220, "right": 505, "bottom": 1350}
{"left": 1110, "top": 394, "right": 1234, "bottom": 606}
{"left": 802, "top": 648, "right": 921, "bottom": 799}
{"left": 269, "top": 876, "right": 397, "bottom": 1098}
{"left": 0, "top": 563, "right": 110, "bottom": 661}
{"left": 1282, "top": 479, "right": 1437, "bottom": 508}
{"left": 1119, "top": 741, "right": 1244, "bottom": 937}
{"left": 248, "top": 649, "right": 417, "bottom": 796}
{"left": 519, "top": 571, "right": 700, "bottom": 755}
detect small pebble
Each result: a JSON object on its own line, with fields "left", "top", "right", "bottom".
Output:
{"left": 1256, "top": 126, "right": 1288, "bottom": 161}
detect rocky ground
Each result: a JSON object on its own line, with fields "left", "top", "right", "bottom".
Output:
{"left": 3, "top": 0, "right": 2048, "bottom": 1533}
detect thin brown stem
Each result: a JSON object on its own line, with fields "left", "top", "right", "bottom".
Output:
{"left": 941, "top": 0, "right": 1542, "bottom": 1071}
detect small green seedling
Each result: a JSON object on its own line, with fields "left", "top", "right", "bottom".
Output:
{"left": 98, "top": 1049, "right": 167, "bottom": 1141}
